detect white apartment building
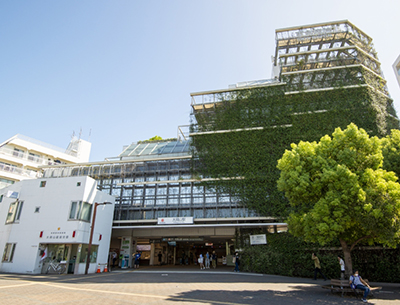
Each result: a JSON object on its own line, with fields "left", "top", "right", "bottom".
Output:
{"left": 0, "top": 134, "right": 91, "bottom": 189}
{"left": 393, "top": 54, "right": 400, "bottom": 88}
{"left": 0, "top": 176, "right": 114, "bottom": 274}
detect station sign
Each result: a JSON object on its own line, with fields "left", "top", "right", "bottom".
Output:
{"left": 157, "top": 217, "right": 194, "bottom": 225}
{"left": 250, "top": 234, "right": 267, "bottom": 245}
{"left": 162, "top": 237, "right": 204, "bottom": 242}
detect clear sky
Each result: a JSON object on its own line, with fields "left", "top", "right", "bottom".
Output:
{"left": 1, "top": 0, "right": 400, "bottom": 161}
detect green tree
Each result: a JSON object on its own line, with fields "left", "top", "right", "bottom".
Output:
{"left": 382, "top": 129, "right": 400, "bottom": 179}
{"left": 277, "top": 123, "right": 400, "bottom": 275}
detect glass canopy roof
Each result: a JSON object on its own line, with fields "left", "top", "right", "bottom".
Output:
{"left": 118, "top": 140, "right": 190, "bottom": 159}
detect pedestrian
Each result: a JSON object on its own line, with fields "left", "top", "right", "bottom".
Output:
{"left": 312, "top": 253, "right": 327, "bottom": 280}
{"left": 338, "top": 256, "right": 345, "bottom": 279}
{"left": 158, "top": 251, "right": 162, "bottom": 266}
{"left": 205, "top": 252, "right": 210, "bottom": 269}
{"left": 212, "top": 251, "right": 217, "bottom": 269}
{"left": 349, "top": 270, "right": 371, "bottom": 302}
{"left": 134, "top": 251, "right": 141, "bottom": 269}
{"left": 233, "top": 252, "right": 240, "bottom": 272}
{"left": 112, "top": 252, "right": 117, "bottom": 267}
{"left": 198, "top": 254, "right": 204, "bottom": 269}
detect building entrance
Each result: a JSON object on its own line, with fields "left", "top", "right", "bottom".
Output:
{"left": 111, "top": 225, "right": 237, "bottom": 268}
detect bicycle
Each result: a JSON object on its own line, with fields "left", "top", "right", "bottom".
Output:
{"left": 46, "top": 260, "right": 67, "bottom": 274}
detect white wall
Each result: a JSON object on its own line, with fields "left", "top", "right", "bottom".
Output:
{"left": 0, "top": 176, "right": 114, "bottom": 274}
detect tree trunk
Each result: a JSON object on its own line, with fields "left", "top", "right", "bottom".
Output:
{"left": 339, "top": 238, "right": 353, "bottom": 277}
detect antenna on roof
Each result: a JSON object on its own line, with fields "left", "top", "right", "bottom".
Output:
{"left": 88, "top": 129, "right": 92, "bottom": 142}
{"left": 79, "top": 128, "right": 82, "bottom": 140}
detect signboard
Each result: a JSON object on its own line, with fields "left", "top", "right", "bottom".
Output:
{"left": 157, "top": 217, "right": 193, "bottom": 225}
{"left": 43, "top": 230, "right": 72, "bottom": 241}
{"left": 136, "top": 245, "right": 151, "bottom": 251}
{"left": 250, "top": 234, "right": 267, "bottom": 245}
{"left": 162, "top": 237, "right": 204, "bottom": 242}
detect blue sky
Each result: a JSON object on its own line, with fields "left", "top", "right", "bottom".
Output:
{"left": 1, "top": 0, "right": 400, "bottom": 161}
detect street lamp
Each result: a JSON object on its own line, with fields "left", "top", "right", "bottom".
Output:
{"left": 85, "top": 201, "right": 112, "bottom": 275}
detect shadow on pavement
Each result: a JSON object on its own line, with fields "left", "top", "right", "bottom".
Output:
{"left": 167, "top": 287, "right": 393, "bottom": 305}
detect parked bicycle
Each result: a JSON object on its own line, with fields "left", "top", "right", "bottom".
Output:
{"left": 46, "top": 260, "right": 67, "bottom": 274}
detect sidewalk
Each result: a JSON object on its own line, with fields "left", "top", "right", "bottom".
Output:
{"left": 0, "top": 267, "right": 398, "bottom": 304}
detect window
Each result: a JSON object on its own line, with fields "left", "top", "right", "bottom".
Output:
{"left": 34, "top": 207, "right": 40, "bottom": 213}
{"left": 77, "top": 182, "right": 81, "bottom": 187}
{"left": 6, "top": 200, "right": 24, "bottom": 224}
{"left": 0, "top": 195, "right": 3, "bottom": 203}
{"left": 28, "top": 152, "right": 41, "bottom": 162}
{"left": 69, "top": 201, "right": 92, "bottom": 222}
{"left": 40, "top": 181, "right": 46, "bottom": 187}
{"left": 2, "top": 243, "right": 16, "bottom": 262}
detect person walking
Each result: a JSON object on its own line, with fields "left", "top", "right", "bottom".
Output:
{"left": 212, "top": 251, "right": 217, "bottom": 269}
{"left": 134, "top": 251, "right": 141, "bottom": 269}
{"left": 338, "top": 256, "right": 345, "bottom": 279}
{"left": 198, "top": 254, "right": 204, "bottom": 269}
{"left": 158, "top": 251, "right": 163, "bottom": 266}
{"left": 112, "top": 252, "right": 117, "bottom": 268}
{"left": 312, "top": 253, "right": 327, "bottom": 280}
{"left": 205, "top": 252, "right": 210, "bottom": 269}
{"left": 233, "top": 252, "right": 240, "bottom": 272}
{"left": 349, "top": 270, "right": 371, "bottom": 302}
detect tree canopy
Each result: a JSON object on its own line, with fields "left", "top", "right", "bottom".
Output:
{"left": 277, "top": 123, "right": 400, "bottom": 273}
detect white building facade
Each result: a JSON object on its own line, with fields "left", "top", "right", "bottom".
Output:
{"left": 0, "top": 176, "right": 114, "bottom": 274}
{"left": 393, "top": 54, "right": 400, "bottom": 88}
{"left": 0, "top": 134, "right": 91, "bottom": 189}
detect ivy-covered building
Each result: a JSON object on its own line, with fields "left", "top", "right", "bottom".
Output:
{"left": 190, "top": 20, "right": 399, "bottom": 217}
{"left": 36, "top": 20, "right": 399, "bottom": 268}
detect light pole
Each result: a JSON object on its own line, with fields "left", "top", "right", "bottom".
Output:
{"left": 85, "top": 201, "right": 112, "bottom": 275}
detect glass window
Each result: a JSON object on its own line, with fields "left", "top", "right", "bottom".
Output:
{"left": 69, "top": 201, "right": 92, "bottom": 222}
{"left": 167, "top": 209, "right": 178, "bottom": 217}
{"left": 180, "top": 197, "right": 191, "bottom": 205}
{"left": 145, "top": 188, "right": 155, "bottom": 196}
{"left": 134, "top": 188, "right": 143, "bottom": 196}
{"left": 194, "top": 209, "right": 204, "bottom": 218}
{"left": 193, "top": 186, "right": 203, "bottom": 194}
{"left": 181, "top": 186, "right": 191, "bottom": 194}
{"left": 169, "top": 187, "right": 179, "bottom": 195}
{"left": 2, "top": 243, "right": 16, "bottom": 262}
{"left": 168, "top": 198, "right": 178, "bottom": 205}
{"left": 122, "top": 189, "right": 132, "bottom": 197}
{"left": 6, "top": 200, "right": 23, "bottom": 224}
{"left": 111, "top": 188, "right": 120, "bottom": 196}
{"left": 156, "top": 198, "right": 167, "bottom": 205}
{"left": 193, "top": 197, "right": 203, "bottom": 205}
{"left": 79, "top": 245, "right": 98, "bottom": 263}
{"left": 157, "top": 187, "right": 167, "bottom": 195}
{"left": 145, "top": 199, "right": 155, "bottom": 206}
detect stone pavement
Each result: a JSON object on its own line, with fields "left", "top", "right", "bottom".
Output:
{"left": 0, "top": 266, "right": 398, "bottom": 304}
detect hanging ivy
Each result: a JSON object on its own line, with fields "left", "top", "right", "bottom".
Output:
{"left": 190, "top": 67, "right": 399, "bottom": 218}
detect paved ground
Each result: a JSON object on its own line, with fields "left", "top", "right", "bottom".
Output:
{"left": 0, "top": 266, "right": 399, "bottom": 304}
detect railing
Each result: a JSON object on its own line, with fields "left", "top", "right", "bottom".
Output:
{"left": 0, "top": 146, "right": 61, "bottom": 166}
{"left": 0, "top": 163, "right": 42, "bottom": 178}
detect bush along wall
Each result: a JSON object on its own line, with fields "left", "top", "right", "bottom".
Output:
{"left": 238, "top": 230, "right": 400, "bottom": 283}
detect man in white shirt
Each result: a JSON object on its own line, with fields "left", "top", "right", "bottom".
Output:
{"left": 338, "top": 256, "right": 345, "bottom": 279}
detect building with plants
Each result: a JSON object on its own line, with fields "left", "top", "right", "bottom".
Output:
{"left": 190, "top": 20, "right": 399, "bottom": 217}
{"left": 22, "top": 20, "right": 399, "bottom": 271}
{"left": 40, "top": 137, "right": 284, "bottom": 267}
